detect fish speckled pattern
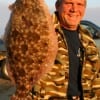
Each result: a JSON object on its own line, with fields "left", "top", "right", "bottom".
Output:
{"left": 4, "top": 0, "right": 58, "bottom": 99}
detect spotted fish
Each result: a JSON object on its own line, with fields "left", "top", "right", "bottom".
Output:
{"left": 4, "top": 0, "right": 58, "bottom": 99}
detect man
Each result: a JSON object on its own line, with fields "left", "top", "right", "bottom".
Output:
{"left": 32, "top": 0, "right": 100, "bottom": 99}
{"left": 0, "top": 0, "right": 99, "bottom": 100}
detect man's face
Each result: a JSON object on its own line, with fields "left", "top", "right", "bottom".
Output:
{"left": 56, "top": 0, "right": 86, "bottom": 30}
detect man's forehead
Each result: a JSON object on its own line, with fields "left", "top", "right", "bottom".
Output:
{"left": 63, "top": 0, "right": 85, "bottom": 3}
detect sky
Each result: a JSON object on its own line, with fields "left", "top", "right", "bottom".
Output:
{"left": 0, "top": 0, "right": 100, "bottom": 36}
{"left": 1, "top": 0, "right": 100, "bottom": 8}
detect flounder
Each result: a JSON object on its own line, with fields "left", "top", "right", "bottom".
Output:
{"left": 4, "top": 0, "right": 58, "bottom": 99}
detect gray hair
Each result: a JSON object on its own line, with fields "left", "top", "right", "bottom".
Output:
{"left": 55, "top": 0, "right": 87, "bottom": 7}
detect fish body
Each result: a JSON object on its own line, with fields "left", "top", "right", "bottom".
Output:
{"left": 4, "top": 0, "right": 58, "bottom": 99}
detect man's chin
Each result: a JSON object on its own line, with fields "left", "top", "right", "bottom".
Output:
{"left": 67, "top": 21, "right": 79, "bottom": 26}
{"left": 65, "top": 23, "right": 79, "bottom": 30}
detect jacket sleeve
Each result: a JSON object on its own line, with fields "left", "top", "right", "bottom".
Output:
{"left": 79, "top": 26, "right": 100, "bottom": 99}
{"left": 85, "top": 37, "right": 99, "bottom": 62}
{"left": 86, "top": 37, "right": 100, "bottom": 99}
{"left": 91, "top": 60, "right": 100, "bottom": 99}
{"left": 80, "top": 26, "right": 99, "bottom": 62}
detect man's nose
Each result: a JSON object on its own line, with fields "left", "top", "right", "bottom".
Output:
{"left": 70, "top": 4, "right": 78, "bottom": 12}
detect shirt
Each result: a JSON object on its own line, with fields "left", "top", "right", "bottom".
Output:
{"left": 62, "top": 27, "right": 82, "bottom": 96}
